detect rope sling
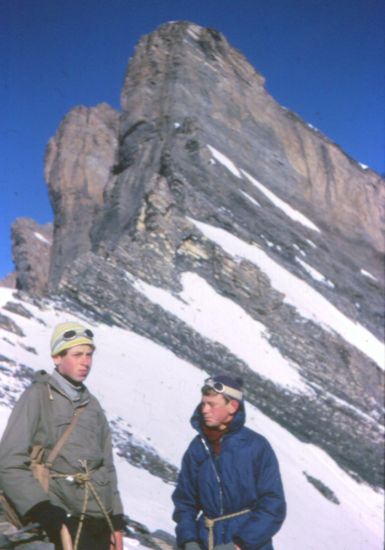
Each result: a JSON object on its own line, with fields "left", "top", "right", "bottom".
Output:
{"left": 32, "top": 399, "right": 116, "bottom": 550}
{"left": 204, "top": 508, "right": 251, "bottom": 550}
{"left": 50, "top": 460, "right": 116, "bottom": 550}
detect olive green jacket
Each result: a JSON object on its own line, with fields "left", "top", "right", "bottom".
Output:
{"left": 0, "top": 370, "right": 123, "bottom": 518}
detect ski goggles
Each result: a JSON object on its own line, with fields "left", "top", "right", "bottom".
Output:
{"left": 62, "top": 328, "right": 94, "bottom": 341}
{"left": 203, "top": 377, "right": 243, "bottom": 401}
{"left": 51, "top": 327, "right": 95, "bottom": 356}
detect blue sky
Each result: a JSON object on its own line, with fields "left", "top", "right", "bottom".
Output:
{"left": 1, "top": 0, "right": 384, "bottom": 279}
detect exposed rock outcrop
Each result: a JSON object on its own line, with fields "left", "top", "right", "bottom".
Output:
{"left": 45, "top": 103, "right": 120, "bottom": 287}
{"left": 0, "top": 272, "right": 16, "bottom": 289}
{"left": 11, "top": 219, "right": 53, "bottom": 294}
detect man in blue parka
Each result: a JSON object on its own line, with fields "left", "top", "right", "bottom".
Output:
{"left": 172, "top": 374, "right": 286, "bottom": 550}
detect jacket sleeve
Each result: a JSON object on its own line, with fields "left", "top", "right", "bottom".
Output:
{"left": 99, "top": 406, "right": 124, "bottom": 515}
{"left": 172, "top": 441, "right": 201, "bottom": 546}
{"left": 233, "top": 439, "right": 286, "bottom": 550}
{"left": 0, "top": 386, "right": 49, "bottom": 516}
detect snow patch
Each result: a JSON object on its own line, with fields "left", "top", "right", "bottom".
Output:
{"left": 34, "top": 232, "right": 51, "bottom": 245}
{"left": 306, "top": 239, "right": 318, "bottom": 249}
{"left": 207, "top": 144, "right": 242, "bottom": 178}
{"left": 360, "top": 269, "right": 377, "bottom": 282}
{"left": 241, "top": 190, "right": 261, "bottom": 207}
{"left": 132, "top": 272, "right": 309, "bottom": 393}
{"left": 295, "top": 257, "right": 335, "bottom": 288}
{"left": 189, "top": 219, "right": 384, "bottom": 369}
{"left": 205, "top": 144, "right": 320, "bottom": 235}
{"left": 115, "top": 454, "right": 175, "bottom": 534}
{"left": 261, "top": 234, "right": 275, "bottom": 248}
{"left": 307, "top": 123, "right": 320, "bottom": 132}
{"left": 293, "top": 243, "right": 306, "bottom": 257}
{"left": 241, "top": 170, "right": 321, "bottom": 233}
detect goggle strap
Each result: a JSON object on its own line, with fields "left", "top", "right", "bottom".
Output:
{"left": 51, "top": 329, "right": 93, "bottom": 353}
{"left": 205, "top": 379, "right": 243, "bottom": 401}
{"left": 217, "top": 383, "right": 243, "bottom": 401}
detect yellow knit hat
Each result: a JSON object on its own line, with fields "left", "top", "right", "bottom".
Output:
{"left": 50, "top": 321, "right": 95, "bottom": 357}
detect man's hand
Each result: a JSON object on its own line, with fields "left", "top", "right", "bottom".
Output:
{"left": 27, "top": 500, "right": 67, "bottom": 543}
{"left": 110, "top": 514, "right": 126, "bottom": 550}
{"left": 110, "top": 530, "right": 123, "bottom": 550}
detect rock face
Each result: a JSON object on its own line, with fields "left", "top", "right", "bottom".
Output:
{"left": 11, "top": 22, "right": 385, "bottom": 487}
{"left": 11, "top": 218, "right": 53, "bottom": 293}
{"left": 45, "top": 102, "right": 120, "bottom": 287}
{"left": 88, "top": 22, "right": 384, "bottom": 339}
{"left": 116, "top": 24, "right": 384, "bottom": 256}
{"left": 0, "top": 272, "right": 16, "bottom": 289}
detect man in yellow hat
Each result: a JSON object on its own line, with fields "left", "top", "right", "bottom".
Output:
{"left": 0, "top": 321, "right": 125, "bottom": 549}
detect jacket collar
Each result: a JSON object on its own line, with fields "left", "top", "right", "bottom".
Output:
{"left": 51, "top": 369, "right": 87, "bottom": 402}
{"left": 33, "top": 369, "right": 90, "bottom": 405}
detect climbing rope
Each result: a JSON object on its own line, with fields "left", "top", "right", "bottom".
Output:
{"left": 51, "top": 460, "right": 116, "bottom": 550}
{"left": 204, "top": 508, "right": 251, "bottom": 550}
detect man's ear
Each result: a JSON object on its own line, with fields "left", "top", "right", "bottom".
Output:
{"left": 228, "top": 399, "right": 240, "bottom": 415}
{"left": 53, "top": 355, "right": 61, "bottom": 368}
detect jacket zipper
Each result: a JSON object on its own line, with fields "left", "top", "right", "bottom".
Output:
{"left": 200, "top": 436, "right": 224, "bottom": 515}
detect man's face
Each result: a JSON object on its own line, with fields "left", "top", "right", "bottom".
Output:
{"left": 54, "top": 344, "right": 94, "bottom": 383}
{"left": 201, "top": 392, "right": 238, "bottom": 429}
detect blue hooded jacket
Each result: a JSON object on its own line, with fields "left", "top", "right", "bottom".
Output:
{"left": 172, "top": 401, "right": 286, "bottom": 550}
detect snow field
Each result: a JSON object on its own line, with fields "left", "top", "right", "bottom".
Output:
{"left": 189, "top": 218, "right": 384, "bottom": 369}
{"left": 0, "top": 288, "right": 383, "bottom": 549}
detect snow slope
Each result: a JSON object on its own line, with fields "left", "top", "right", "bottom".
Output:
{"left": 189, "top": 218, "right": 384, "bottom": 370}
{"left": 0, "top": 288, "right": 383, "bottom": 549}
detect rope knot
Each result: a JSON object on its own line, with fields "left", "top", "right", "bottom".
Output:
{"left": 204, "top": 508, "right": 251, "bottom": 550}
{"left": 74, "top": 472, "right": 91, "bottom": 484}
{"left": 204, "top": 517, "right": 215, "bottom": 528}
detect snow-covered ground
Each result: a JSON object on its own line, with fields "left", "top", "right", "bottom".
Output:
{"left": 132, "top": 272, "right": 308, "bottom": 393}
{"left": 0, "top": 287, "right": 383, "bottom": 549}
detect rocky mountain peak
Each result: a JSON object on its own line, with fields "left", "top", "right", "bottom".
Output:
{"left": 7, "top": 22, "right": 385, "bottom": 488}
{"left": 83, "top": 21, "right": 383, "bottom": 281}
{"left": 119, "top": 21, "right": 265, "bottom": 113}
